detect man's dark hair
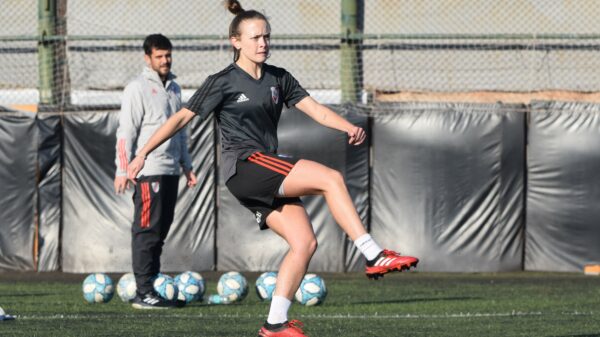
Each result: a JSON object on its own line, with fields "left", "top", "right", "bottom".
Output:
{"left": 143, "top": 34, "right": 172, "bottom": 55}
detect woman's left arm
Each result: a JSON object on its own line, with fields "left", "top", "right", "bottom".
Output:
{"left": 295, "top": 96, "right": 366, "bottom": 145}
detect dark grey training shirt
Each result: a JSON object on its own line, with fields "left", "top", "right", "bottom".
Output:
{"left": 186, "top": 63, "right": 309, "bottom": 181}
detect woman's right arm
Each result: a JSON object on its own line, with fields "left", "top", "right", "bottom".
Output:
{"left": 127, "top": 107, "right": 196, "bottom": 182}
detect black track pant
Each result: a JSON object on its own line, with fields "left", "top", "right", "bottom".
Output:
{"left": 131, "top": 175, "right": 179, "bottom": 295}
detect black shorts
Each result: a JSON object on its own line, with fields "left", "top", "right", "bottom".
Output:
{"left": 226, "top": 152, "right": 302, "bottom": 230}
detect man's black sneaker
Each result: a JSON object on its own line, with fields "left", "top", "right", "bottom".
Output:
{"left": 131, "top": 291, "right": 176, "bottom": 309}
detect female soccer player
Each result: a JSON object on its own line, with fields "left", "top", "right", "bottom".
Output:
{"left": 127, "top": 1, "right": 418, "bottom": 335}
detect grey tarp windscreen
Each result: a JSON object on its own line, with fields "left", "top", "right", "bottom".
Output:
{"left": 526, "top": 101, "right": 600, "bottom": 272}
{"left": 340, "top": 105, "right": 370, "bottom": 272}
{"left": 62, "top": 111, "right": 215, "bottom": 272}
{"left": 371, "top": 103, "right": 525, "bottom": 272}
{"left": 36, "top": 114, "right": 62, "bottom": 271}
{"left": 0, "top": 112, "right": 37, "bottom": 271}
{"left": 217, "top": 105, "right": 369, "bottom": 272}
{"left": 160, "top": 115, "right": 216, "bottom": 272}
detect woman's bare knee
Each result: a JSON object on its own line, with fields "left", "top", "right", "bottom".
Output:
{"left": 290, "top": 237, "right": 318, "bottom": 258}
{"left": 324, "top": 168, "right": 345, "bottom": 192}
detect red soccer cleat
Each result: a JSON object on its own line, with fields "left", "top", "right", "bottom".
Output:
{"left": 258, "top": 320, "right": 308, "bottom": 337}
{"left": 365, "top": 249, "right": 419, "bottom": 280}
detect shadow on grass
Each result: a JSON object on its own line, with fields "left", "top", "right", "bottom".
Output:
{"left": 350, "top": 296, "right": 479, "bottom": 305}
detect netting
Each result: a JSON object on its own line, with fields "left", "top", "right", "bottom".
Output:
{"left": 2, "top": 0, "right": 600, "bottom": 111}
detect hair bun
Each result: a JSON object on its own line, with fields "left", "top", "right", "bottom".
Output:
{"left": 225, "top": 0, "right": 244, "bottom": 15}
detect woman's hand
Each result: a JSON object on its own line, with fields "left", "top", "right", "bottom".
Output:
{"left": 127, "top": 155, "right": 146, "bottom": 184}
{"left": 347, "top": 126, "right": 366, "bottom": 145}
{"left": 296, "top": 97, "right": 367, "bottom": 146}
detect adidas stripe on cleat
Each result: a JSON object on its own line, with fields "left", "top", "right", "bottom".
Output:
{"left": 365, "top": 249, "right": 419, "bottom": 280}
{"left": 258, "top": 320, "right": 307, "bottom": 337}
{"left": 131, "top": 291, "right": 177, "bottom": 309}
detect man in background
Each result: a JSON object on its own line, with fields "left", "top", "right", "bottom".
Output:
{"left": 114, "top": 34, "right": 197, "bottom": 309}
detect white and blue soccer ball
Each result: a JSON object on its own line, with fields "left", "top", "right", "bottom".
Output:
{"left": 175, "top": 271, "right": 205, "bottom": 303}
{"left": 217, "top": 271, "right": 248, "bottom": 302}
{"left": 82, "top": 273, "right": 114, "bottom": 304}
{"left": 255, "top": 271, "right": 278, "bottom": 301}
{"left": 153, "top": 273, "right": 178, "bottom": 301}
{"left": 116, "top": 273, "right": 137, "bottom": 302}
{"left": 294, "top": 273, "right": 327, "bottom": 306}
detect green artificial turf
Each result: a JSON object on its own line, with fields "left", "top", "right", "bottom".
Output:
{"left": 0, "top": 271, "right": 599, "bottom": 336}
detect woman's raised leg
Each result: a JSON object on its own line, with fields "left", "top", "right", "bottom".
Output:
{"left": 281, "top": 159, "right": 418, "bottom": 279}
{"left": 281, "top": 159, "right": 366, "bottom": 241}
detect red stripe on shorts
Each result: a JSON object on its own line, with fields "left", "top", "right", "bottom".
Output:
{"left": 250, "top": 153, "right": 293, "bottom": 173}
{"left": 141, "top": 182, "right": 151, "bottom": 228}
{"left": 255, "top": 152, "right": 294, "bottom": 170}
{"left": 248, "top": 153, "right": 291, "bottom": 176}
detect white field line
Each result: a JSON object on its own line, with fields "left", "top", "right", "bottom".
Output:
{"left": 14, "top": 311, "right": 594, "bottom": 320}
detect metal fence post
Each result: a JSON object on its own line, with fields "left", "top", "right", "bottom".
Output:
{"left": 341, "top": 0, "right": 363, "bottom": 103}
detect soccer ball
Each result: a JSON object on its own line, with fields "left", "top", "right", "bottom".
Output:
{"left": 294, "top": 273, "right": 327, "bottom": 306}
{"left": 255, "top": 271, "right": 278, "bottom": 301}
{"left": 153, "top": 273, "right": 178, "bottom": 301}
{"left": 82, "top": 273, "right": 114, "bottom": 304}
{"left": 175, "top": 271, "right": 205, "bottom": 303}
{"left": 217, "top": 271, "right": 248, "bottom": 302}
{"left": 116, "top": 273, "right": 137, "bottom": 302}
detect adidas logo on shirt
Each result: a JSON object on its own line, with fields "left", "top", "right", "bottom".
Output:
{"left": 236, "top": 93, "right": 250, "bottom": 103}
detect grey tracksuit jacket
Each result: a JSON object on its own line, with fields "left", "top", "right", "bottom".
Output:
{"left": 115, "top": 66, "right": 192, "bottom": 177}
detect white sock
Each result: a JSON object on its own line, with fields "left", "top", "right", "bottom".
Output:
{"left": 354, "top": 233, "right": 383, "bottom": 261}
{"left": 267, "top": 295, "right": 292, "bottom": 325}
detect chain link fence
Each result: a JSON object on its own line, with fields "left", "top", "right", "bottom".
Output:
{"left": 2, "top": 0, "right": 600, "bottom": 111}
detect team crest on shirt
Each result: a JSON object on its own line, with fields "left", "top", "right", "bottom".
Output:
{"left": 151, "top": 182, "right": 160, "bottom": 193}
{"left": 270, "top": 86, "right": 279, "bottom": 104}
